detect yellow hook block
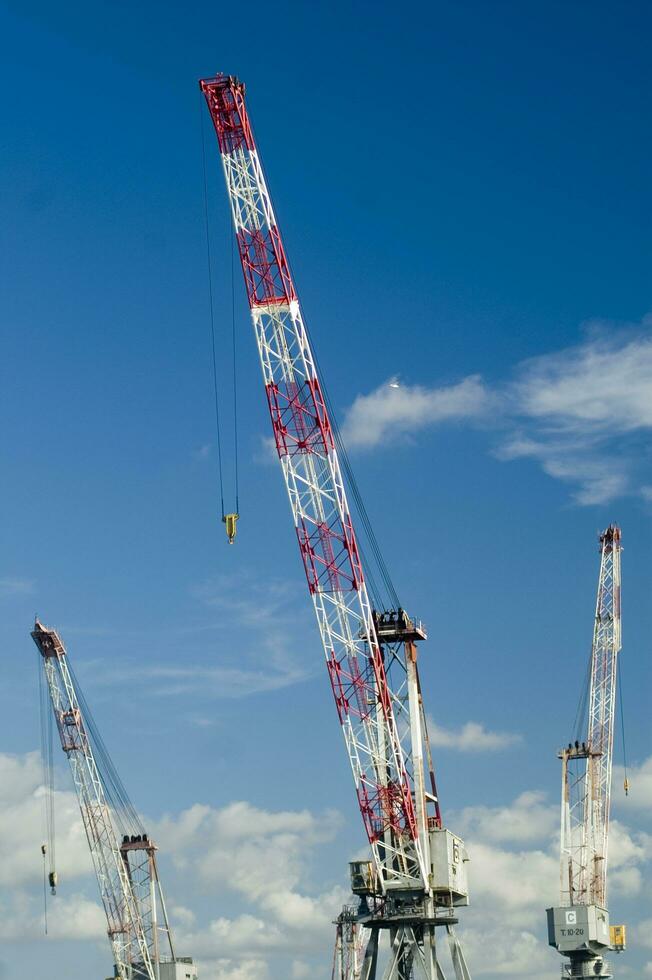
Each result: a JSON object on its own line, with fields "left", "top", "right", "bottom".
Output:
{"left": 223, "top": 513, "right": 239, "bottom": 544}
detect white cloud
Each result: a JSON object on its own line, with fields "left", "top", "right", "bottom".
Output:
{"left": 498, "top": 324, "right": 652, "bottom": 503}
{"left": 0, "top": 891, "right": 105, "bottom": 942}
{"left": 5, "top": 746, "right": 651, "bottom": 980}
{"left": 341, "top": 375, "right": 491, "bottom": 449}
{"left": 0, "top": 752, "right": 93, "bottom": 888}
{"left": 153, "top": 799, "right": 347, "bottom": 966}
{"left": 459, "top": 924, "right": 556, "bottom": 979}
{"left": 291, "top": 962, "right": 312, "bottom": 979}
{"left": 632, "top": 920, "right": 652, "bottom": 950}
{"left": 428, "top": 719, "right": 521, "bottom": 753}
{"left": 614, "top": 756, "right": 652, "bottom": 810}
{"left": 450, "top": 796, "right": 559, "bottom": 977}
{"left": 337, "top": 317, "right": 652, "bottom": 504}
{"left": 0, "top": 750, "right": 346, "bottom": 977}
{"left": 496, "top": 434, "right": 628, "bottom": 505}
{"left": 455, "top": 791, "right": 557, "bottom": 844}
{"left": 468, "top": 841, "right": 558, "bottom": 927}
{"left": 0, "top": 754, "right": 107, "bottom": 945}
{"left": 608, "top": 819, "right": 652, "bottom": 871}
{"left": 184, "top": 914, "right": 286, "bottom": 955}
{"left": 205, "top": 959, "right": 270, "bottom": 980}
{"left": 513, "top": 324, "right": 652, "bottom": 431}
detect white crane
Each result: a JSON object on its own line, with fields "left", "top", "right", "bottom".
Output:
{"left": 547, "top": 526, "right": 626, "bottom": 978}
{"left": 31, "top": 620, "right": 197, "bottom": 980}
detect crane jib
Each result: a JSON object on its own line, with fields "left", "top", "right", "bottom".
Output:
{"left": 200, "top": 72, "right": 427, "bottom": 889}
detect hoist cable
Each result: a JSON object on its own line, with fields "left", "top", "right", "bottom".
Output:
{"left": 618, "top": 656, "right": 629, "bottom": 788}
{"left": 42, "top": 846, "right": 48, "bottom": 935}
{"left": 231, "top": 222, "right": 240, "bottom": 514}
{"left": 572, "top": 646, "right": 592, "bottom": 743}
{"left": 290, "top": 306, "right": 400, "bottom": 610}
{"left": 200, "top": 96, "right": 226, "bottom": 519}
{"left": 67, "top": 662, "right": 144, "bottom": 837}
{"left": 38, "top": 657, "right": 56, "bottom": 878}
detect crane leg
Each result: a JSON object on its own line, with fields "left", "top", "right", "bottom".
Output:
{"left": 379, "top": 925, "right": 447, "bottom": 980}
{"left": 446, "top": 925, "right": 472, "bottom": 980}
{"left": 359, "top": 928, "right": 380, "bottom": 980}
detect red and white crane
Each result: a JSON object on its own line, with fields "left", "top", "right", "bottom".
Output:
{"left": 31, "top": 621, "right": 197, "bottom": 980}
{"left": 547, "top": 526, "right": 626, "bottom": 978}
{"left": 200, "top": 73, "right": 472, "bottom": 980}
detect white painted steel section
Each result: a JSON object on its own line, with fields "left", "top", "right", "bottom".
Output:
{"left": 559, "top": 530, "right": 622, "bottom": 908}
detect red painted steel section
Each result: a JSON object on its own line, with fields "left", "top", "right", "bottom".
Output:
{"left": 266, "top": 380, "right": 332, "bottom": 457}
{"left": 236, "top": 226, "right": 295, "bottom": 307}
{"left": 200, "top": 75, "right": 254, "bottom": 152}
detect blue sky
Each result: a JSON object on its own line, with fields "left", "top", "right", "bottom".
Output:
{"left": 1, "top": 1, "right": 651, "bottom": 978}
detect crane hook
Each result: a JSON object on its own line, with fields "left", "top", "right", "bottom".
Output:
{"left": 223, "top": 512, "right": 239, "bottom": 544}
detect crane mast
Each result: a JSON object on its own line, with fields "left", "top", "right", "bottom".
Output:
{"left": 547, "top": 526, "right": 625, "bottom": 978}
{"left": 200, "top": 73, "right": 472, "bottom": 980}
{"left": 31, "top": 621, "right": 197, "bottom": 980}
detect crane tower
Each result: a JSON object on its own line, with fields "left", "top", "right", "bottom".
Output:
{"left": 547, "top": 526, "right": 625, "bottom": 978}
{"left": 200, "top": 72, "right": 472, "bottom": 980}
{"left": 31, "top": 621, "right": 197, "bottom": 980}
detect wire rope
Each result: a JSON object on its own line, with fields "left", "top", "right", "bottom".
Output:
{"left": 200, "top": 95, "right": 226, "bottom": 519}
{"left": 231, "top": 221, "right": 240, "bottom": 514}
{"left": 617, "top": 656, "right": 629, "bottom": 791}
{"left": 67, "top": 662, "right": 144, "bottom": 837}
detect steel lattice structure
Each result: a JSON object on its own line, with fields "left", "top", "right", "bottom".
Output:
{"left": 560, "top": 525, "right": 622, "bottom": 908}
{"left": 121, "top": 835, "right": 178, "bottom": 975}
{"left": 31, "top": 622, "right": 189, "bottom": 980}
{"left": 547, "top": 526, "right": 623, "bottom": 980}
{"left": 32, "top": 621, "right": 156, "bottom": 980}
{"left": 200, "top": 73, "right": 473, "bottom": 980}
